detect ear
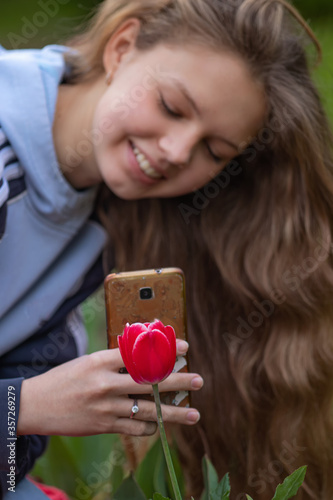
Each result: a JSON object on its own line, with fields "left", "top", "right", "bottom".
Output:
{"left": 103, "top": 18, "right": 141, "bottom": 78}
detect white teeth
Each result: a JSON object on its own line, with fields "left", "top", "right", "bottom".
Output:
{"left": 132, "top": 144, "right": 162, "bottom": 179}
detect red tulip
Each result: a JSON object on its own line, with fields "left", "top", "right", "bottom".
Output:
{"left": 117, "top": 319, "right": 177, "bottom": 384}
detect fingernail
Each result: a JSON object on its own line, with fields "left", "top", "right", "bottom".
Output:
{"left": 191, "top": 376, "right": 203, "bottom": 389}
{"left": 177, "top": 340, "right": 189, "bottom": 354}
{"left": 187, "top": 410, "right": 200, "bottom": 423}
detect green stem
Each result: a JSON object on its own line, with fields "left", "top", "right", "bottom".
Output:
{"left": 153, "top": 384, "right": 182, "bottom": 500}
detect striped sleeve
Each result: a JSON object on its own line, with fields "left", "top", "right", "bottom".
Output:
{"left": 0, "top": 129, "right": 9, "bottom": 239}
{"left": 0, "top": 126, "right": 26, "bottom": 241}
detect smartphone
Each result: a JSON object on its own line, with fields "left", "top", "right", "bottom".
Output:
{"left": 104, "top": 267, "right": 190, "bottom": 407}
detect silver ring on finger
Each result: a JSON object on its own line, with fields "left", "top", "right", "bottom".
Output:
{"left": 130, "top": 399, "right": 139, "bottom": 419}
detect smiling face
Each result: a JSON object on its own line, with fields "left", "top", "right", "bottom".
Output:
{"left": 57, "top": 20, "right": 266, "bottom": 200}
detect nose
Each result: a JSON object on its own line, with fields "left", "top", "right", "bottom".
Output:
{"left": 158, "top": 128, "right": 199, "bottom": 168}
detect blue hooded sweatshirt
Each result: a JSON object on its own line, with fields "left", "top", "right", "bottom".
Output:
{"left": 0, "top": 45, "right": 108, "bottom": 499}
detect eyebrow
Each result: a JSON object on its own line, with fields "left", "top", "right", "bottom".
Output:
{"left": 167, "top": 77, "right": 239, "bottom": 152}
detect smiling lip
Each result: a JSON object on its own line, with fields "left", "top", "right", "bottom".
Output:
{"left": 128, "top": 141, "right": 162, "bottom": 186}
{"left": 130, "top": 141, "right": 168, "bottom": 180}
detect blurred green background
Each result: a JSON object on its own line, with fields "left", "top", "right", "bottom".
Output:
{"left": 0, "top": 1, "right": 331, "bottom": 499}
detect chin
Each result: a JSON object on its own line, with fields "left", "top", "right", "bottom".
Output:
{"left": 108, "top": 185, "right": 143, "bottom": 201}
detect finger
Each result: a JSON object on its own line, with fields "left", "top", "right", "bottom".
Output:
{"left": 92, "top": 348, "right": 125, "bottom": 371}
{"left": 176, "top": 339, "right": 189, "bottom": 356}
{"left": 159, "top": 372, "right": 204, "bottom": 392}
{"left": 109, "top": 348, "right": 125, "bottom": 369}
{"left": 116, "top": 397, "right": 201, "bottom": 426}
{"left": 113, "top": 418, "right": 158, "bottom": 437}
{"left": 102, "top": 339, "right": 189, "bottom": 372}
{"left": 115, "top": 371, "right": 204, "bottom": 395}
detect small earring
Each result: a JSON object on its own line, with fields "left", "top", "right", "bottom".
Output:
{"left": 105, "top": 71, "right": 113, "bottom": 86}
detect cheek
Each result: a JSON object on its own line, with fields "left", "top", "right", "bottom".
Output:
{"left": 171, "top": 168, "right": 212, "bottom": 196}
{"left": 191, "top": 160, "right": 222, "bottom": 187}
{"left": 96, "top": 99, "right": 158, "bottom": 144}
{"left": 92, "top": 95, "right": 114, "bottom": 140}
{"left": 92, "top": 89, "right": 132, "bottom": 139}
{"left": 183, "top": 163, "right": 228, "bottom": 195}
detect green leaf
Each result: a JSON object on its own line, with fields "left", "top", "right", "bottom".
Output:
{"left": 110, "top": 462, "right": 125, "bottom": 496}
{"left": 246, "top": 496, "right": 254, "bottom": 500}
{"left": 153, "top": 447, "right": 169, "bottom": 497}
{"left": 32, "top": 433, "right": 125, "bottom": 500}
{"left": 153, "top": 494, "right": 171, "bottom": 500}
{"left": 272, "top": 466, "right": 307, "bottom": 500}
{"left": 31, "top": 436, "right": 80, "bottom": 497}
{"left": 136, "top": 438, "right": 185, "bottom": 500}
{"left": 201, "top": 456, "right": 219, "bottom": 500}
{"left": 165, "top": 444, "right": 185, "bottom": 499}
{"left": 92, "top": 492, "right": 112, "bottom": 500}
{"left": 209, "top": 473, "right": 231, "bottom": 500}
{"left": 200, "top": 457, "right": 231, "bottom": 500}
{"left": 61, "top": 433, "right": 124, "bottom": 479}
{"left": 136, "top": 438, "right": 165, "bottom": 498}
{"left": 112, "top": 473, "right": 147, "bottom": 500}
{"left": 33, "top": 434, "right": 139, "bottom": 500}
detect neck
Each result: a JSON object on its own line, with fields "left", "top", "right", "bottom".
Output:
{"left": 53, "top": 77, "right": 105, "bottom": 189}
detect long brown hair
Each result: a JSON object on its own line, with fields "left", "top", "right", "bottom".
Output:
{"left": 65, "top": 1, "right": 333, "bottom": 498}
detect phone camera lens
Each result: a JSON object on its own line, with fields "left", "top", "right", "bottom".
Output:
{"left": 140, "top": 287, "right": 153, "bottom": 300}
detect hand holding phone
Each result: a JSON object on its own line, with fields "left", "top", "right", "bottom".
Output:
{"left": 104, "top": 267, "right": 190, "bottom": 407}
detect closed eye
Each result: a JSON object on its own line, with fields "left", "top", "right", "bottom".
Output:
{"left": 206, "top": 145, "right": 224, "bottom": 164}
{"left": 158, "top": 95, "right": 183, "bottom": 119}
{"left": 158, "top": 94, "right": 224, "bottom": 164}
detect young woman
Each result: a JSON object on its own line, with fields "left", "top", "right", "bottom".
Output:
{"left": 0, "top": 0, "right": 332, "bottom": 499}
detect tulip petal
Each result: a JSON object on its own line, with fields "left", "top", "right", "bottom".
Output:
{"left": 163, "top": 324, "right": 176, "bottom": 342}
{"left": 119, "top": 334, "right": 146, "bottom": 383}
{"left": 117, "top": 334, "right": 130, "bottom": 368}
{"left": 131, "top": 329, "right": 176, "bottom": 384}
{"left": 118, "top": 323, "right": 150, "bottom": 384}
{"left": 119, "top": 324, "right": 131, "bottom": 365}
{"left": 122, "top": 323, "right": 147, "bottom": 366}
{"left": 164, "top": 325, "right": 177, "bottom": 360}
{"left": 128, "top": 322, "right": 147, "bottom": 344}
{"left": 148, "top": 319, "right": 165, "bottom": 332}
